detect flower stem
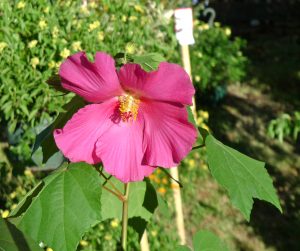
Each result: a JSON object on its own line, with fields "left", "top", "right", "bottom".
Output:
{"left": 121, "top": 183, "right": 130, "bottom": 250}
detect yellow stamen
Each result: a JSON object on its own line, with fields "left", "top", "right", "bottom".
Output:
{"left": 118, "top": 94, "right": 140, "bottom": 122}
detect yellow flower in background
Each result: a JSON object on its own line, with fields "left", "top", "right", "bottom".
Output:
{"left": 43, "top": 7, "right": 49, "bottom": 13}
{"left": 46, "top": 248, "right": 53, "bottom": 251}
{"left": 199, "top": 24, "right": 209, "bottom": 31}
{"left": 214, "top": 22, "right": 221, "bottom": 27}
{"left": 197, "top": 52, "right": 203, "bottom": 58}
{"left": 38, "top": 19, "right": 47, "bottom": 30}
{"left": 125, "top": 43, "right": 135, "bottom": 54}
{"left": 89, "top": 2, "right": 97, "bottom": 9}
{"left": 197, "top": 117, "right": 203, "bottom": 125}
{"left": 201, "top": 124, "right": 209, "bottom": 131}
{"left": 16, "top": 1, "right": 26, "bottom": 9}
{"left": 72, "top": 41, "right": 82, "bottom": 51}
{"left": 110, "top": 218, "right": 119, "bottom": 228}
{"left": 60, "top": 48, "right": 70, "bottom": 58}
{"left": 80, "top": 240, "right": 89, "bottom": 247}
{"left": 1, "top": 210, "right": 9, "bottom": 218}
{"left": 199, "top": 110, "right": 209, "bottom": 120}
{"left": 104, "top": 234, "right": 112, "bottom": 241}
{"left": 30, "top": 57, "right": 39, "bottom": 68}
{"left": 194, "top": 20, "right": 200, "bottom": 26}
{"left": 28, "top": 40, "right": 38, "bottom": 48}
{"left": 195, "top": 75, "right": 201, "bottom": 82}
{"left": 52, "top": 26, "right": 59, "bottom": 38}
{"left": 188, "top": 159, "right": 196, "bottom": 168}
{"left": 9, "top": 192, "right": 17, "bottom": 199}
{"left": 201, "top": 163, "right": 208, "bottom": 171}
{"left": 129, "top": 16, "right": 138, "bottom": 22}
{"left": 56, "top": 61, "right": 62, "bottom": 68}
{"left": 151, "top": 230, "right": 157, "bottom": 237}
{"left": 122, "top": 15, "right": 127, "bottom": 22}
{"left": 79, "top": 6, "right": 89, "bottom": 15}
{"left": 0, "top": 42, "right": 8, "bottom": 52}
{"left": 48, "top": 61, "right": 56, "bottom": 69}
{"left": 224, "top": 27, "right": 231, "bottom": 36}
{"left": 157, "top": 187, "right": 166, "bottom": 195}
{"left": 88, "top": 21, "right": 100, "bottom": 32}
{"left": 162, "top": 178, "right": 168, "bottom": 184}
{"left": 97, "top": 31, "right": 104, "bottom": 41}
{"left": 11, "top": 204, "right": 17, "bottom": 210}
{"left": 134, "top": 5, "right": 144, "bottom": 13}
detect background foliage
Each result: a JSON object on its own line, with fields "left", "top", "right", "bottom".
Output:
{"left": 1, "top": 1, "right": 290, "bottom": 251}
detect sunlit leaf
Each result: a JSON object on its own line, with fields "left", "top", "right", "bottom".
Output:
{"left": 131, "top": 53, "right": 165, "bottom": 72}
{"left": 15, "top": 163, "right": 102, "bottom": 251}
{"left": 205, "top": 134, "right": 282, "bottom": 220}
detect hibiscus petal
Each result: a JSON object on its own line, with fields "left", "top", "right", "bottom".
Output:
{"left": 119, "top": 62, "right": 194, "bottom": 105}
{"left": 96, "top": 115, "right": 155, "bottom": 183}
{"left": 59, "top": 52, "right": 123, "bottom": 103}
{"left": 141, "top": 100, "right": 197, "bottom": 167}
{"left": 54, "top": 98, "right": 118, "bottom": 164}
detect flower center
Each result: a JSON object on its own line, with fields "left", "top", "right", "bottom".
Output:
{"left": 118, "top": 94, "right": 140, "bottom": 122}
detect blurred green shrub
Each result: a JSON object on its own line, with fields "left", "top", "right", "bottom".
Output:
{"left": 0, "top": 0, "right": 178, "bottom": 160}
{"left": 0, "top": 0, "right": 248, "bottom": 162}
{"left": 191, "top": 21, "right": 248, "bottom": 92}
{"left": 268, "top": 111, "right": 300, "bottom": 142}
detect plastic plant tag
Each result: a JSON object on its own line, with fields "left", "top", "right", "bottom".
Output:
{"left": 174, "top": 8, "right": 195, "bottom": 45}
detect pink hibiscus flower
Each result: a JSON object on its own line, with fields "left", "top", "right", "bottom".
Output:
{"left": 54, "top": 52, "right": 197, "bottom": 182}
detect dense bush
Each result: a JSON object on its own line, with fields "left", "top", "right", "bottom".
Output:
{"left": 0, "top": 0, "right": 178, "bottom": 160}
{"left": 0, "top": 1, "right": 248, "bottom": 161}
{"left": 191, "top": 21, "right": 247, "bottom": 92}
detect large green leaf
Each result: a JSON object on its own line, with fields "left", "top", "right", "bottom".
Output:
{"left": 205, "top": 134, "right": 282, "bottom": 220}
{"left": 15, "top": 163, "right": 102, "bottom": 251}
{"left": 101, "top": 178, "right": 157, "bottom": 222}
{"left": 0, "top": 218, "right": 42, "bottom": 251}
{"left": 131, "top": 53, "right": 165, "bottom": 72}
{"left": 32, "top": 96, "right": 85, "bottom": 164}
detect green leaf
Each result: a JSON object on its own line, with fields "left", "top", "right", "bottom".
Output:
{"left": 193, "top": 230, "right": 229, "bottom": 251}
{"left": 32, "top": 96, "right": 85, "bottom": 164}
{"left": 101, "top": 178, "right": 158, "bottom": 222}
{"left": 15, "top": 163, "right": 102, "bottom": 251}
{"left": 175, "top": 245, "right": 191, "bottom": 251}
{"left": 205, "top": 134, "right": 282, "bottom": 220}
{"left": 175, "top": 230, "right": 229, "bottom": 251}
{"left": 0, "top": 218, "right": 43, "bottom": 251}
{"left": 187, "top": 106, "right": 203, "bottom": 144}
{"left": 131, "top": 53, "right": 165, "bottom": 72}
{"left": 9, "top": 181, "right": 44, "bottom": 218}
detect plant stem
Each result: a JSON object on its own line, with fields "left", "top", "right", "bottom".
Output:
{"left": 121, "top": 183, "right": 130, "bottom": 250}
{"left": 94, "top": 166, "right": 124, "bottom": 197}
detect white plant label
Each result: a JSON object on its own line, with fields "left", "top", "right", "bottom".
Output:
{"left": 174, "top": 8, "right": 195, "bottom": 45}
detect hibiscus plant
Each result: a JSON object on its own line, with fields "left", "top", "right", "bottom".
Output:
{"left": 0, "top": 52, "right": 282, "bottom": 251}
